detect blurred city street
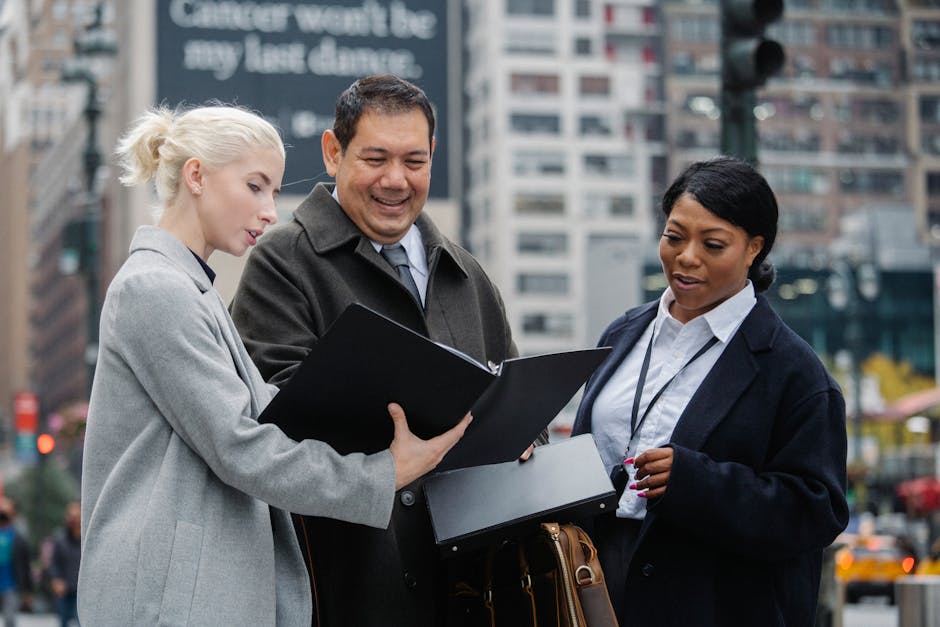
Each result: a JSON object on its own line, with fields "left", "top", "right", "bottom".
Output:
{"left": 14, "top": 614, "right": 57, "bottom": 627}
{"left": 844, "top": 603, "right": 898, "bottom": 627}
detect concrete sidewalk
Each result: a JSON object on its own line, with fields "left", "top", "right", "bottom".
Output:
{"left": 14, "top": 613, "right": 59, "bottom": 626}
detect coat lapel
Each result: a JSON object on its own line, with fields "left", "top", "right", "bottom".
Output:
{"left": 129, "top": 226, "right": 268, "bottom": 417}
{"left": 669, "top": 296, "right": 777, "bottom": 450}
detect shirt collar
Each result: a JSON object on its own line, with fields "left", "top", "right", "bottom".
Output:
{"left": 656, "top": 281, "right": 756, "bottom": 343}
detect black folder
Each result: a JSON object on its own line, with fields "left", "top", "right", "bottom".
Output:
{"left": 424, "top": 434, "right": 618, "bottom": 556}
{"left": 258, "top": 303, "right": 611, "bottom": 470}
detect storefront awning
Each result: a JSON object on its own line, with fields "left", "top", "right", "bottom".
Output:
{"left": 875, "top": 386, "right": 940, "bottom": 422}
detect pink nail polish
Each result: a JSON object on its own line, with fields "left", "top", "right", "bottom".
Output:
{"left": 624, "top": 457, "right": 634, "bottom": 465}
{"left": 628, "top": 483, "right": 637, "bottom": 490}
{"left": 637, "top": 492, "right": 648, "bottom": 498}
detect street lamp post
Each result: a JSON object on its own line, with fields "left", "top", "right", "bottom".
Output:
{"left": 827, "top": 257, "right": 880, "bottom": 510}
{"left": 60, "top": 3, "right": 116, "bottom": 393}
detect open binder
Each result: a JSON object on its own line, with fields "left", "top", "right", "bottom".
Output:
{"left": 258, "top": 303, "right": 611, "bottom": 471}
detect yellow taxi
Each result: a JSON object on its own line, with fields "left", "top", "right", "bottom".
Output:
{"left": 834, "top": 533, "right": 916, "bottom": 604}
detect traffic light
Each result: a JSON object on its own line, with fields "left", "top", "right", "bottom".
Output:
{"left": 37, "top": 433, "right": 56, "bottom": 455}
{"left": 720, "top": 0, "right": 786, "bottom": 164}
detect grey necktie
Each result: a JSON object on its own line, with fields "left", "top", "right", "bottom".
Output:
{"left": 380, "top": 244, "right": 422, "bottom": 306}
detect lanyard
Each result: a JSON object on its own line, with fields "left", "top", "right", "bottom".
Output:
{"left": 624, "top": 331, "right": 720, "bottom": 457}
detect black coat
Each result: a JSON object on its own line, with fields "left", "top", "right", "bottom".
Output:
{"left": 572, "top": 296, "right": 849, "bottom": 627}
{"left": 231, "top": 184, "right": 517, "bottom": 627}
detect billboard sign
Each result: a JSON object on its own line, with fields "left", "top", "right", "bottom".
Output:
{"left": 156, "top": 0, "right": 450, "bottom": 198}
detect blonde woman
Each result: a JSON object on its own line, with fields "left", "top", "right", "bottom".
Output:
{"left": 77, "top": 105, "right": 470, "bottom": 626}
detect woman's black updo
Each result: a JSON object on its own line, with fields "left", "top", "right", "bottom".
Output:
{"left": 661, "top": 156, "right": 778, "bottom": 292}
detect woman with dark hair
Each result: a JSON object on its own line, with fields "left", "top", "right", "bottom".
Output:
{"left": 572, "top": 156, "right": 849, "bottom": 626}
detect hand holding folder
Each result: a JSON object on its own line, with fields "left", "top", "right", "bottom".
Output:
{"left": 258, "top": 303, "right": 611, "bottom": 471}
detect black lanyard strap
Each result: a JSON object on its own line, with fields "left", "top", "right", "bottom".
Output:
{"left": 625, "top": 331, "right": 720, "bottom": 455}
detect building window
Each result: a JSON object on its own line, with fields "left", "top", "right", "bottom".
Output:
{"left": 922, "top": 132, "right": 940, "bottom": 156}
{"left": 505, "top": 31, "right": 557, "bottom": 55}
{"left": 762, "top": 166, "right": 831, "bottom": 195}
{"left": 513, "top": 151, "right": 565, "bottom": 176}
{"left": 826, "top": 24, "right": 894, "bottom": 49}
{"left": 829, "top": 57, "right": 894, "bottom": 85}
{"left": 584, "top": 193, "right": 635, "bottom": 218}
{"left": 670, "top": 15, "right": 720, "bottom": 43}
{"left": 510, "top": 113, "right": 561, "bottom": 134}
{"left": 920, "top": 96, "right": 940, "bottom": 122}
{"left": 53, "top": 0, "right": 68, "bottom": 20}
{"left": 522, "top": 312, "right": 574, "bottom": 337}
{"left": 515, "top": 193, "right": 565, "bottom": 215}
{"left": 575, "top": 37, "right": 592, "bottom": 56}
{"left": 580, "top": 75, "right": 610, "bottom": 96}
{"left": 676, "top": 128, "right": 721, "bottom": 150}
{"left": 769, "top": 20, "right": 817, "bottom": 47}
{"left": 517, "top": 232, "right": 568, "bottom": 255}
{"left": 574, "top": 0, "right": 591, "bottom": 18}
{"left": 839, "top": 169, "right": 905, "bottom": 196}
{"left": 912, "top": 20, "right": 940, "bottom": 49}
{"left": 913, "top": 58, "right": 940, "bottom": 82}
{"left": 517, "top": 273, "right": 569, "bottom": 295}
{"left": 778, "top": 204, "right": 828, "bottom": 233}
{"left": 584, "top": 154, "right": 634, "bottom": 177}
{"left": 579, "top": 115, "right": 612, "bottom": 136}
{"left": 507, "top": 0, "right": 555, "bottom": 16}
{"left": 836, "top": 133, "right": 901, "bottom": 155}
{"left": 762, "top": 131, "right": 822, "bottom": 153}
{"left": 510, "top": 73, "right": 560, "bottom": 95}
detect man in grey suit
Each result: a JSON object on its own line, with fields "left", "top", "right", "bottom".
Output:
{"left": 231, "top": 74, "right": 534, "bottom": 626}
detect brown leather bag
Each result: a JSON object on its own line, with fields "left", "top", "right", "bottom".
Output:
{"left": 479, "top": 522, "right": 619, "bottom": 627}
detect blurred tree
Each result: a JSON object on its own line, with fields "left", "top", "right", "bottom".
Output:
{"left": 864, "top": 354, "right": 934, "bottom": 402}
{"left": 5, "top": 460, "right": 79, "bottom": 551}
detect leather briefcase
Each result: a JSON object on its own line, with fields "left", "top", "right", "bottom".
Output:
{"left": 457, "top": 522, "right": 619, "bottom": 627}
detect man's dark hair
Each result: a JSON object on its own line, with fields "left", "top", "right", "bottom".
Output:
{"left": 332, "top": 74, "right": 435, "bottom": 151}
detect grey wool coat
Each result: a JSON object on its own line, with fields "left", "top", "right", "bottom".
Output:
{"left": 229, "top": 183, "right": 518, "bottom": 627}
{"left": 78, "top": 226, "right": 396, "bottom": 626}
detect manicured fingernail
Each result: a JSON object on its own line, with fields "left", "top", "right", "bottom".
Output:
{"left": 628, "top": 483, "right": 637, "bottom": 490}
{"left": 624, "top": 457, "right": 634, "bottom": 465}
{"left": 637, "top": 492, "right": 648, "bottom": 498}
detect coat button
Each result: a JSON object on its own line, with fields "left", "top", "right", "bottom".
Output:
{"left": 400, "top": 490, "right": 416, "bottom": 506}
{"left": 642, "top": 563, "right": 655, "bottom": 577}
{"left": 404, "top": 571, "right": 417, "bottom": 588}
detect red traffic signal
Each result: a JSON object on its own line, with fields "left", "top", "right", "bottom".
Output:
{"left": 37, "top": 433, "right": 56, "bottom": 455}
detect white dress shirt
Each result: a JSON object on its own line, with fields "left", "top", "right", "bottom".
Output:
{"left": 368, "top": 225, "right": 428, "bottom": 306}
{"left": 592, "top": 282, "right": 757, "bottom": 519}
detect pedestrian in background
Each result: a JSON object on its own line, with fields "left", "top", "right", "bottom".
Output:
{"left": 572, "top": 156, "right": 849, "bottom": 626}
{"left": 48, "top": 501, "right": 80, "bottom": 626}
{"left": 0, "top": 498, "right": 32, "bottom": 627}
{"left": 78, "top": 104, "right": 470, "bottom": 626}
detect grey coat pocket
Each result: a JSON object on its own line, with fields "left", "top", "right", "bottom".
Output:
{"left": 158, "top": 520, "right": 204, "bottom": 626}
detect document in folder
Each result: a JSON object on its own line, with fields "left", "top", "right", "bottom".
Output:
{"left": 258, "top": 303, "right": 611, "bottom": 470}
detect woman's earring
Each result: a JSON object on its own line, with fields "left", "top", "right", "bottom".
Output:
{"left": 192, "top": 185, "right": 201, "bottom": 195}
